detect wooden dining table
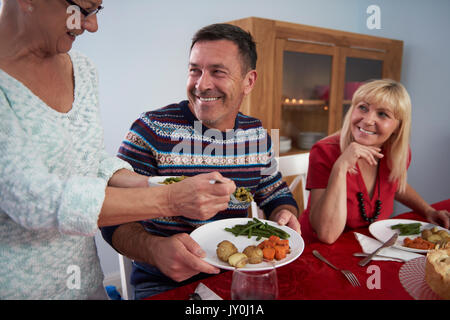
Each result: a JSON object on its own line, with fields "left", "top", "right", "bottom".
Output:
{"left": 144, "top": 199, "right": 450, "bottom": 301}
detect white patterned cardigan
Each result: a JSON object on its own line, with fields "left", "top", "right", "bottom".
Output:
{"left": 0, "top": 51, "right": 132, "bottom": 299}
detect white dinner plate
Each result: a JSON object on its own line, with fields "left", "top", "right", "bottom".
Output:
{"left": 148, "top": 176, "right": 182, "bottom": 186}
{"left": 190, "top": 218, "right": 304, "bottom": 271}
{"left": 369, "top": 219, "right": 447, "bottom": 253}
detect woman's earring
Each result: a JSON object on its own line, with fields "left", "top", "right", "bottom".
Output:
{"left": 28, "top": 6, "right": 34, "bottom": 12}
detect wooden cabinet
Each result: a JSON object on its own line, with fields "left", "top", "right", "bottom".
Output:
{"left": 228, "top": 17, "right": 403, "bottom": 155}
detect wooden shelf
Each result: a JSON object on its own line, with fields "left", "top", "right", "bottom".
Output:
{"left": 282, "top": 99, "right": 352, "bottom": 107}
{"left": 282, "top": 99, "right": 326, "bottom": 106}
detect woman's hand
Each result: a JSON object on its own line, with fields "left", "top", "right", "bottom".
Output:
{"left": 336, "top": 142, "right": 384, "bottom": 173}
{"left": 424, "top": 209, "right": 450, "bottom": 229}
{"left": 395, "top": 184, "right": 450, "bottom": 230}
{"left": 165, "top": 172, "right": 236, "bottom": 220}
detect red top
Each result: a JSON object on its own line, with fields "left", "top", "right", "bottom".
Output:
{"left": 299, "top": 134, "right": 411, "bottom": 244}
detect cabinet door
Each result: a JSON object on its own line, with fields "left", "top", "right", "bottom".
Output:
{"left": 339, "top": 48, "right": 385, "bottom": 126}
{"left": 275, "top": 40, "right": 335, "bottom": 154}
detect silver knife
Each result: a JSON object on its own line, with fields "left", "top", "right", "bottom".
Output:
{"left": 192, "top": 282, "right": 223, "bottom": 300}
{"left": 358, "top": 232, "right": 399, "bottom": 267}
{"left": 353, "top": 252, "right": 406, "bottom": 262}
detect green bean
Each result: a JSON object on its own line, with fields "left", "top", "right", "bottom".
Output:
{"left": 237, "top": 221, "right": 263, "bottom": 236}
{"left": 224, "top": 218, "right": 290, "bottom": 239}
{"left": 256, "top": 219, "right": 290, "bottom": 238}
{"left": 390, "top": 223, "right": 421, "bottom": 236}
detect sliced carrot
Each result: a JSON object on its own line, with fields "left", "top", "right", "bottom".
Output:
{"left": 275, "top": 245, "right": 288, "bottom": 260}
{"left": 258, "top": 240, "right": 274, "bottom": 249}
{"left": 275, "top": 252, "right": 285, "bottom": 260}
{"left": 276, "top": 239, "right": 289, "bottom": 247}
{"left": 258, "top": 237, "right": 290, "bottom": 261}
{"left": 262, "top": 247, "right": 275, "bottom": 260}
{"left": 269, "top": 235, "right": 280, "bottom": 243}
{"left": 403, "top": 237, "right": 435, "bottom": 250}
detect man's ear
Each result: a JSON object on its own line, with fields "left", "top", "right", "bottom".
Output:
{"left": 243, "top": 70, "right": 257, "bottom": 96}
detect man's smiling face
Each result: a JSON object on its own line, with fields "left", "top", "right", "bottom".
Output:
{"left": 186, "top": 39, "right": 255, "bottom": 131}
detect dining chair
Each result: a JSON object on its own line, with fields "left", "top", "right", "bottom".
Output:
{"left": 118, "top": 253, "right": 134, "bottom": 300}
{"left": 277, "top": 153, "right": 310, "bottom": 211}
{"left": 249, "top": 152, "right": 310, "bottom": 218}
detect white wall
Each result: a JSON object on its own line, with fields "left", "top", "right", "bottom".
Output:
{"left": 3, "top": 0, "right": 449, "bottom": 277}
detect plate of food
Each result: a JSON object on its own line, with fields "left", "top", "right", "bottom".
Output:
{"left": 147, "top": 176, "right": 187, "bottom": 186}
{"left": 148, "top": 176, "right": 254, "bottom": 207}
{"left": 369, "top": 219, "right": 450, "bottom": 253}
{"left": 190, "top": 218, "right": 304, "bottom": 271}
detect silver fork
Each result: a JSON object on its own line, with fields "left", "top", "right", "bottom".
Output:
{"left": 209, "top": 179, "right": 244, "bottom": 205}
{"left": 312, "top": 250, "right": 360, "bottom": 287}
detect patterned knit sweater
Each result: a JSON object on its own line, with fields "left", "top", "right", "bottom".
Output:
{"left": 111, "top": 101, "right": 298, "bottom": 237}
{"left": 100, "top": 101, "right": 298, "bottom": 285}
{"left": 0, "top": 51, "right": 132, "bottom": 299}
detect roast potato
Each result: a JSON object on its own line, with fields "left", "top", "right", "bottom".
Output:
{"left": 216, "top": 240, "right": 238, "bottom": 262}
{"left": 427, "top": 234, "right": 443, "bottom": 243}
{"left": 421, "top": 227, "right": 450, "bottom": 244}
{"left": 437, "top": 230, "right": 450, "bottom": 239}
{"left": 228, "top": 253, "right": 248, "bottom": 268}
{"left": 243, "top": 245, "right": 263, "bottom": 264}
{"left": 421, "top": 229, "right": 432, "bottom": 239}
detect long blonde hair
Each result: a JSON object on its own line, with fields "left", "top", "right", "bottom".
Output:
{"left": 340, "top": 79, "right": 412, "bottom": 193}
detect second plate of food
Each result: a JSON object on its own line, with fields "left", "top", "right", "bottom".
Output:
{"left": 190, "top": 218, "right": 304, "bottom": 271}
{"left": 369, "top": 219, "right": 448, "bottom": 253}
{"left": 147, "top": 176, "right": 186, "bottom": 186}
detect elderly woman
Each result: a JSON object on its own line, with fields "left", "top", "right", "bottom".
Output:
{"left": 300, "top": 79, "right": 450, "bottom": 244}
{"left": 0, "top": 0, "right": 234, "bottom": 299}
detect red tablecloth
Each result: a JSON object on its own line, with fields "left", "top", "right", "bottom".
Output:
{"left": 145, "top": 199, "right": 450, "bottom": 300}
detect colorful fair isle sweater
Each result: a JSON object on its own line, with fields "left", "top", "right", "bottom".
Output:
{"left": 0, "top": 50, "right": 132, "bottom": 299}
{"left": 112, "top": 101, "right": 298, "bottom": 237}
{"left": 101, "top": 101, "right": 298, "bottom": 285}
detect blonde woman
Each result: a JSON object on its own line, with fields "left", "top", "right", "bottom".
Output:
{"left": 299, "top": 79, "right": 449, "bottom": 244}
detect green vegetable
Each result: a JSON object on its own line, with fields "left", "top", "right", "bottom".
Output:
{"left": 225, "top": 218, "right": 290, "bottom": 239}
{"left": 233, "top": 187, "right": 253, "bottom": 203}
{"left": 390, "top": 223, "right": 421, "bottom": 236}
{"left": 159, "top": 176, "right": 187, "bottom": 184}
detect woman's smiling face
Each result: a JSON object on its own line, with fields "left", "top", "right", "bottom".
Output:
{"left": 350, "top": 101, "right": 400, "bottom": 148}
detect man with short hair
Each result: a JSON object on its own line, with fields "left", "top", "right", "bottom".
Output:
{"left": 101, "top": 23, "right": 300, "bottom": 299}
